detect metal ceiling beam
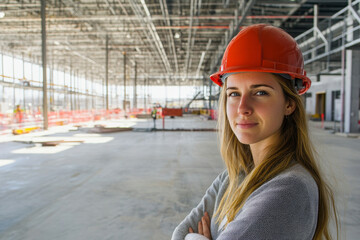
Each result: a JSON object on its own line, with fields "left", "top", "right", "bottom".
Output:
{"left": 0, "top": 0, "right": 347, "bottom": 88}
{"left": 1, "top": 14, "right": 329, "bottom": 23}
{"left": 129, "top": 0, "right": 172, "bottom": 75}
{"left": 159, "top": 0, "right": 179, "bottom": 73}
{"left": 184, "top": 0, "right": 195, "bottom": 78}
{"left": 279, "top": 0, "right": 307, "bottom": 26}
{"left": 104, "top": 0, "right": 116, "bottom": 15}
{"left": 139, "top": 0, "right": 172, "bottom": 75}
{"left": 209, "top": 0, "right": 256, "bottom": 75}
{"left": 196, "top": 39, "right": 212, "bottom": 78}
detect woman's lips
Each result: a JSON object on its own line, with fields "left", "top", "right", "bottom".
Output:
{"left": 236, "top": 122, "right": 258, "bottom": 129}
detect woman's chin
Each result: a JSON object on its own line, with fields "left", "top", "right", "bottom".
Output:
{"left": 234, "top": 133, "right": 256, "bottom": 145}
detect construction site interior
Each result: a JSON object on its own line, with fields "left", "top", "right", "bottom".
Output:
{"left": 0, "top": 1, "right": 359, "bottom": 240}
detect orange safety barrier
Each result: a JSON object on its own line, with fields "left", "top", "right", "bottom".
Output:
{"left": 162, "top": 108, "right": 183, "bottom": 117}
{"left": 210, "top": 109, "right": 218, "bottom": 120}
{"left": 161, "top": 108, "right": 182, "bottom": 129}
{"left": 0, "top": 107, "right": 179, "bottom": 135}
{"left": 0, "top": 108, "right": 125, "bottom": 134}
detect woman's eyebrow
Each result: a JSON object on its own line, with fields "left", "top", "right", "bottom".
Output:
{"left": 226, "top": 87, "right": 238, "bottom": 91}
{"left": 250, "top": 84, "right": 274, "bottom": 89}
{"left": 226, "top": 84, "right": 274, "bottom": 90}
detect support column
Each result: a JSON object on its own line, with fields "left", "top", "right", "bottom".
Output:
{"left": 31, "top": 58, "right": 34, "bottom": 111}
{"left": 123, "top": 52, "right": 126, "bottom": 112}
{"left": 178, "top": 80, "right": 181, "bottom": 107}
{"left": 85, "top": 64, "right": 88, "bottom": 110}
{"left": 133, "top": 61, "right": 137, "bottom": 109}
{"left": 41, "top": 0, "right": 48, "bottom": 130}
{"left": 12, "top": 55, "right": 15, "bottom": 108}
{"left": 22, "top": 55, "right": 26, "bottom": 109}
{"left": 144, "top": 76, "right": 147, "bottom": 112}
{"left": 70, "top": 69, "right": 73, "bottom": 111}
{"left": 1, "top": 53, "right": 4, "bottom": 103}
{"left": 91, "top": 76, "right": 94, "bottom": 109}
{"left": 105, "top": 35, "right": 109, "bottom": 110}
{"left": 73, "top": 71, "right": 75, "bottom": 110}
{"left": 165, "top": 77, "right": 168, "bottom": 108}
{"left": 75, "top": 71, "right": 79, "bottom": 110}
{"left": 116, "top": 78, "right": 119, "bottom": 108}
{"left": 209, "top": 80, "right": 212, "bottom": 110}
{"left": 311, "top": 5, "right": 318, "bottom": 60}
{"left": 49, "top": 66, "right": 53, "bottom": 111}
{"left": 63, "top": 69, "right": 66, "bottom": 111}
{"left": 344, "top": 49, "right": 360, "bottom": 133}
{"left": 344, "top": 6, "right": 360, "bottom": 133}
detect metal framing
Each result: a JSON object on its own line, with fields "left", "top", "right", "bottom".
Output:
{"left": 0, "top": 0, "right": 348, "bottom": 88}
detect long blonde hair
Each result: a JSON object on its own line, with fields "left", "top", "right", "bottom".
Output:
{"left": 215, "top": 74, "right": 339, "bottom": 239}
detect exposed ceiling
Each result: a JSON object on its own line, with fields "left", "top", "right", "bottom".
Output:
{"left": 0, "top": 0, "right": 348, "bottom": 87}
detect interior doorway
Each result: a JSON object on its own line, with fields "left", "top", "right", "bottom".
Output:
{"left": 316, "top": 92, "right": 326, "bottom": 117}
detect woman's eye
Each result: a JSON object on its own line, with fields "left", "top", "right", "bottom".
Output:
{"left": 255, "top": 90, "right": 268, "bottom": 96}
{"left": 228, "top": 92, "right": 240, "bottom": 97}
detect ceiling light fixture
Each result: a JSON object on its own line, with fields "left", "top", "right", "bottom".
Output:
{"left": 0, "top": 11, "right": 5, "bottom": 18}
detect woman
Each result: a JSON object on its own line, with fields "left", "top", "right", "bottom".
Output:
{"left": 171, "top": 24, "right": 339, "bottom": 240}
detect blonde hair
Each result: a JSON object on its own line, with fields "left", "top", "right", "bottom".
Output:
{"left": 215, "top": 74, "right": 339, "bottom": 239}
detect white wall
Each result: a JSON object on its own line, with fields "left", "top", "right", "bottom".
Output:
{"left": 305, "top": 75, "right": 342, "bottom": 121}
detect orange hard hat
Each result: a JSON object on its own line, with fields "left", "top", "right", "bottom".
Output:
{"left": 210, "top": 24, "right": 311, "bottom": 95}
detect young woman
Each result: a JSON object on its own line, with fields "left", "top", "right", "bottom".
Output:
{"left": 172, "top": 24, "right": 339, "bottom": 240}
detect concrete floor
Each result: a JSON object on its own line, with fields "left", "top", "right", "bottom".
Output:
{"left": 0, "top": 116, "right": 359, "bottom": 240}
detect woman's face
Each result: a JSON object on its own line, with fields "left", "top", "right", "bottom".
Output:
{"left": 226, "top": 72, "right": 293, "bottom": 148}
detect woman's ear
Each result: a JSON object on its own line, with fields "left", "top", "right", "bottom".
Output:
{"left": 285, "top": 99, "right": 296, "bottom": 115}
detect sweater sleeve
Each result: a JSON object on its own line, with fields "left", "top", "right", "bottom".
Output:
{"left": 184, "top": 233, "right": 210, "bottom": 240}
{"left": 171, "top": 170, "right": 228, "bottom": 240}
{"left": 217, "top": 173, "right": 319, "bottom": 240}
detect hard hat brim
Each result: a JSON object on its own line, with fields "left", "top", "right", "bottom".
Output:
{"left": 209, "top": 67, "right": 311, "bottom": 95}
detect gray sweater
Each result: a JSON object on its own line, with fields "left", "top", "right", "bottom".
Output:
{"left": 171, "top": 164, "right": 319, "bottom": 240}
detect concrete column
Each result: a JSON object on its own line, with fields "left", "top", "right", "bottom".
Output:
{"left": 325, "top": 89, "right": 332, "bottom": 121}
{"left": 70, "top": 70, "right": 73, "bottom": 111}
{"left": 178, "top": 80, "right": 181, "bottom": 107}
{"left": 22, "top": 55, "right": 26, "bottom": 109}
{"left": 41, "top": 0, "right": 48, "bottom": 129}
{"left": 49, "top": 67, "right": 53, "bottom": 111}
{"left": 144, "top": 76, "right": 147, "bottom": 111}
{"left": 344, "top": 49, "right": 360, "bottom": 133}
{"left": 1, "top": 53, "right": 3, "bottom": 103}
{"left": 85, "top": 65, "right": 88, "bottom": 110}
{"left": 91, "top": 76, "right": 94, "bottom": 109}
{"left": 165, "top": 77, "right": 168, "bottom": 108}
{"left": 133, "top": 62, "right": 137, "bottom": 109}
{"left": 209, "top": 80, "right": 212, "bottom": 110}
{"left": 123, "top": 52, "right": 126, "bottom": 112}
{"left": 12, "top": 55, "right": 15, "bottom": 109}
{"left": 311, "top": 5, "right": 318, "bottom": 60}
{"left": 63, "top": 70, "right": 66, "bottom": 111}
{"left": 105, "top": 35, "right": 109, "bottom": 110}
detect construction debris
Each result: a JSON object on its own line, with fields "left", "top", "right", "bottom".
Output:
{"left": 88, "top": 125, "right": 133, "bottom": 133}
{"left": 40, "top": 140, "right": 84, "bottom": 147}
{"left": 14, "top": 139, "right": 84, "bottom": 147}
{"left": 12, "top": 127, "right": 41, "bottom": 135}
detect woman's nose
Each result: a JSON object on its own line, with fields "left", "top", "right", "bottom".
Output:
{"left": 237, "top": 95, "right": 253, "bottom": 116}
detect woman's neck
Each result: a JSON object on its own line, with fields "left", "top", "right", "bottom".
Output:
{"left": 250, "top": 144, "right": 267, "bottom": 168}
{"left": 250, "top": 132, "right": 281, "bottom": 168}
